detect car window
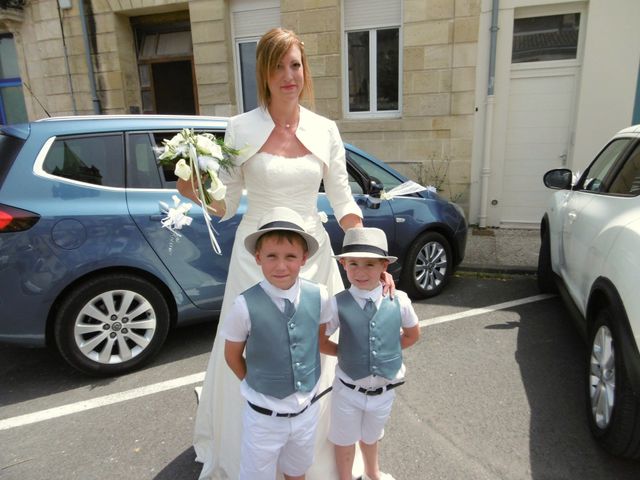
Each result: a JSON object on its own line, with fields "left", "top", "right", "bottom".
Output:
{"left": 42, "top": 134, "right": 125, "bottom": 188}
{"left": 126, "top": 133, "right": 164, "bottom": 189}
{"left": 348, "top": 170, "right": 364, "bottom": 194}
{"left": 0, "top": 134, "right": 24, "bottom": 186}
{"left": 346, "top": 149, "right": 402, "bottom": 190}
{"left": 580, "top": 138, "right": 631, "bottom": 192}
{"left": 609, "top": 144, "right": 640, "bottom": 196}
{"left": 126, "top": 130, "right": 226, "bottom": 189}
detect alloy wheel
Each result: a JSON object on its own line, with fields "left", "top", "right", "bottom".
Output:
{"left": 589, "top": 324, "right": 616, "bottom": 429}
{"left": 73, "top": 289, "right": 158, "bottom": 365}
{"left": 414, "top": 240, "right": 448, "bottom": 293}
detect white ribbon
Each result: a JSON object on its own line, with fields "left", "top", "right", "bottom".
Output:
{"left": 189, "top": 144, "right": 223, "bottom": 255}
{"left": 160, "top": 195, "right": 193, "bottom": 236}
{"left": 369, "top": 180, "right": 432, "bottom": 204}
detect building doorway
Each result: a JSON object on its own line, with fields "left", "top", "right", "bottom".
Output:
{"left": 151, "top": 60, "right": 195, "bottom": 114}
{"left": 132, "top": 13, "right": 197, "bottom": 115}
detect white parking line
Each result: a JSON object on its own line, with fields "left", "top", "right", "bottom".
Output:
{"left": 1, "top": 294, "right": 554, "bottom": 432}
{"left": 0, "top": 372, "right": 205, "bottom": 431}
{"left": 418, "top": 293, "right": 555, "bottom": 328}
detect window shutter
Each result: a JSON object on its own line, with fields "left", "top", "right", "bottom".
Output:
{"left": 344, "top": 0, "right": 401, "bottom": 30}
{"left": 232, "top": 0, "right": 280, "bottom": 39}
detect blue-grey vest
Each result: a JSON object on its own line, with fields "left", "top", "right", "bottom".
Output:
{"left": 336, "top": 291, "right": 402, "bottom": 380}
{"left": 244, "top": 280, "right": 321, "bottom": 399}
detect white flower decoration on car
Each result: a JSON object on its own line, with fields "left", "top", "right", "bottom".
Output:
{"left": 373, "top": 180, "right": 428, "bottom": 203}
{"left": 160, "top": 195, "right": 193, "bottom": 236}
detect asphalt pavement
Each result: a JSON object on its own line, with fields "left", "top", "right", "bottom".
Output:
{"left": 459, "top": 226, "right": 540, "bottom": 275}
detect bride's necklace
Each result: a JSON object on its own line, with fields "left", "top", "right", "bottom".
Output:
{"left": 274, "top": 118, "right": 298, "bottom": 130}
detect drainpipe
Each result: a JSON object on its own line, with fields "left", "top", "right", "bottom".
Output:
{"left": 478, "top": 0, "right": 499, "bottom": 228}
{"left": 78, "top": 0, "right": 100, "bottom": 114}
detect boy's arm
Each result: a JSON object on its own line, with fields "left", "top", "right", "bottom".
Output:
{"left": 224, "top": 340, "right": 247, "bottom": 380}
{"left": 319, "top": 323, "right": 338, "bottom": 356}
{"left": 400, "top": 324, "right": 420, "bottom": 349}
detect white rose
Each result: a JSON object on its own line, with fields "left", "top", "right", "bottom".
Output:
{"left": 196, "top": 135, "right": 223, "bottom": 159}
{"left": 174, "top": 159, "right": 192, "bottom": 181}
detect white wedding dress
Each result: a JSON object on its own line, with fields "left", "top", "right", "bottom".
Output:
{"left": 193, "top": 152, "right": 360, "bottom": 479}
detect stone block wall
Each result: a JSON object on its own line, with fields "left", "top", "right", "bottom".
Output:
{"left": 5, "top": 0, "right": 480, "bottom": 210}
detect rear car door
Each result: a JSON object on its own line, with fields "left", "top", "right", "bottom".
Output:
{"left": 124, "top": 130, "right": 239, "bottom": 311}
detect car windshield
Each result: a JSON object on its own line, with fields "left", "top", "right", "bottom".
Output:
{"left": 347, "top": 149, "right": 403, "bottom": 191}
{"left": 581, "top": 138, "right": 631, "bottom": 192}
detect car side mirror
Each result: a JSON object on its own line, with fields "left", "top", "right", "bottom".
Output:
{"left": 368, "top": 178, "right": 384, "bottom": 197}
{"left": 543, "top": 168, "right": 573, "bottom": 190}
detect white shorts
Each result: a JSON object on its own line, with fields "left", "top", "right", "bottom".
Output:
{"left": 328, "top": 378, "right": 396, "bottom": 446}
{"left": 239, "top": 400, "right": 321, "bottom": 479}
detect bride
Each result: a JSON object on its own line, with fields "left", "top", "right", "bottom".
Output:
{"left": 179, "top": 28, "right": 388, "bottom": 479}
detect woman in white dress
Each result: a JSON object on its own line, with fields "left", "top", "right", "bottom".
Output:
{"left": 179, "top": 28, "right": 378, "bottom": 479}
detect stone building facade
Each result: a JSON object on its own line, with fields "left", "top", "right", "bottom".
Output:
{"left": 0, "top": 0, "right": 479, "bottom": 213}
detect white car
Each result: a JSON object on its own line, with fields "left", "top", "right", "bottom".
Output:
{"left": 538, "top": 125, "right": 640, "bottom": 460}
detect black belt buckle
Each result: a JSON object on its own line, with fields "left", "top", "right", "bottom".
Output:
{"left": 340, "top": 378, "right": 404, "bottom": 396}
{"left": 361, "top": 386, "right": 384, "bottom": 396}
{"left": 248, "top": 401, "right": 308, "bottom": 418}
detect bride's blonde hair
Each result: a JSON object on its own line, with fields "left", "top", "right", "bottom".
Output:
{"left": 256, "top": 28, "right": 315, "bottom": 110}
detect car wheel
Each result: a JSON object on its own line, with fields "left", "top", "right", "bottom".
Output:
{"left": 54, "top": 274, "right": 170, "bottom": 376}
{"left": 537, "top": 228, "right": 557, "bottom": 293}
{"left": 587, "top": 306, "right": 640, "bottom": 459}
{"left": 400, "top": 231, "right": 452, "bottom": 299}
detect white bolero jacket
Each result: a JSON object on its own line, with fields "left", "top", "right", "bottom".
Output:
{"left": 219, "top": 106, "right": 363, "bottom": 223}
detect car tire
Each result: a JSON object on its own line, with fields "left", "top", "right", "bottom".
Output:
{"left": 586, "top": 306, "right": 640, "bottom": 459}
{"left": 400, "top": 231, "right": 452, "bottom": 299}
{"left": 54, "top": 274, "right": 170, "bottom": 376}
{"left": 537, "top": 228, "right": 557, "bottom": 293}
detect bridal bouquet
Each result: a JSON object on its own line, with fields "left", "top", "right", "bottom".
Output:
{"left": 158, "top": 129, "right": 237, "bottom": 205}
{"left": 157, "top": 129, "right": 238, "bottom": 254}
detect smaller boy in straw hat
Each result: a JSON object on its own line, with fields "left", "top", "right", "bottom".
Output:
{"left": 221, "top": 206, "right": 332, "bottom": 480}
{"left": 320, "top": 227, "right": 420, "bottom": 480}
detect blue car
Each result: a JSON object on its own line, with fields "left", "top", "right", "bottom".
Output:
{"left": 0, "top": 115, "right": 467, "bottom": 375}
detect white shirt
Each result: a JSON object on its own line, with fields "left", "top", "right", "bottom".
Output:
{"left": 220, "top": 278, "right": 331, "bottom": 413}
{"left": 326, "top": 283, "right": 419, "bottom": 389}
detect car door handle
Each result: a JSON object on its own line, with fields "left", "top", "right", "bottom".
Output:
{"left": 149, "top": 215, "right": 163, "bottom": 221}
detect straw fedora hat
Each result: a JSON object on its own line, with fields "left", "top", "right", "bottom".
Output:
{"left": 333, "top": 227, "right": 397, "bottom": 263}
{"left": 244, "top": 206, "right": 319, "bottom": 257}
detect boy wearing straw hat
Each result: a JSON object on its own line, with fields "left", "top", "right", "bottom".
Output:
{"left": 320, "top": 227, "right": 420, "bottom": 480}
{"left": 221, "top": 206, "right": 332, "bottom": 480}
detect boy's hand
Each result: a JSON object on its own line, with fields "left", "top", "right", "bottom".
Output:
{"left": 224, "top": 340, "right": 247, "bottom": 380}
{"left": 401, "top": 324, "right": 420, "bottom": 349}
{"left": 381, "top": 270, "right": 396, "bottom": 299}
{"left": 318, "top": 324, "right": 338, "bottom": 356}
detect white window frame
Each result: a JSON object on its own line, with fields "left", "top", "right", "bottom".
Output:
{"left": 342, "top": 0, "right": 402, "bottom": 119}
{"left": 511, "top": 3, "right": 587, "bottom": 73}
